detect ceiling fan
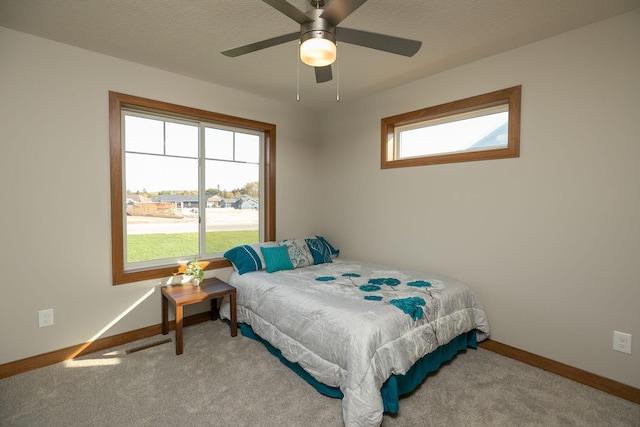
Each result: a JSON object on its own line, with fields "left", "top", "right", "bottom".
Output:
{"left": 222, "top": 0, "right": 422, "bottom": 84}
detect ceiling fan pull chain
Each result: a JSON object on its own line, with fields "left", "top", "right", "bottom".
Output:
{"left": 296, "top": 42, "right": 301, "bottom": 102}
{"left": 336, "top": 48, "right": 340, "bottom": 102}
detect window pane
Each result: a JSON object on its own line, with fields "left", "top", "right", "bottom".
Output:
{"left": 124, "top": 115, "right": 164, "bottom": 154}
{"left": 165, "top": 122, "right": 199, "bottom": 158}
{"left": 124, "top": 152, "right": 199, "bottom": 265}
{"left": 235, "top": 133, "right": 260, "bottom": 163}
{"left": 398, "top": 109, "right": 508, "bottom": 158}
{"left": 205, "top": 127, "right": 233, "bottom": 160}
{"left": 204, "top": 156, "right": 260, "bottom": 256}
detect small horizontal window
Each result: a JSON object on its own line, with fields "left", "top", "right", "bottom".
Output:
{"left": 381, "top": 86, "right": 521, "bottom": 168}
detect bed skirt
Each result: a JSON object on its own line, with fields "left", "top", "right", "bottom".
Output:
{"left": 235, "top": 322, "right": 477, "bottom": 414}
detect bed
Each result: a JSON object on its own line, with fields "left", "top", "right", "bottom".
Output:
{"left": 219, "top": 237, "right": 490, "bottom": 426}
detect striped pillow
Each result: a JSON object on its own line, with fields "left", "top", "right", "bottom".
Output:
{"left": 224, "top": 242, "right": 278, "bottom": 275}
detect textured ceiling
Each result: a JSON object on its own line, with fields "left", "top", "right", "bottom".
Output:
{"left": 1, "top": 0, "right": 639, "bottom": 111}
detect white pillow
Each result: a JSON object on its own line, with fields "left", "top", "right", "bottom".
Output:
{"left": 280, "top": 238, "right": 314, "bottom": 268}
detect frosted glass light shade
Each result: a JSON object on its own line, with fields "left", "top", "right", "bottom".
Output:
{"left": 300, "top": 37, "right": 336, "bottom": 67}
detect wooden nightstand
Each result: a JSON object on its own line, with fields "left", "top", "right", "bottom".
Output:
{"left": 161, "top": 277, "right": 237, "bottom": 355}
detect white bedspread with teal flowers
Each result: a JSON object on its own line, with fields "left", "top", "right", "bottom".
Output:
{"left": 219, "top": 259, "right": 489, "bottom": 427}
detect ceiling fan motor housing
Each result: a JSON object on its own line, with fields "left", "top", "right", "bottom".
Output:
{"left": 300, "top": 9, "right": 336, "bottom": 45}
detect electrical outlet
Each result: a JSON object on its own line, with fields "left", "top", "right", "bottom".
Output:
{"left": 38, "top": 309, "right": 54, "bottom": 328}
{"left": 613, "top": 331, "right": 631, "bottom": 354}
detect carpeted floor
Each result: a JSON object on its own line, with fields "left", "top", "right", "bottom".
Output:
{"left": 1, "top": 320, "right": 638, "bottom": 426}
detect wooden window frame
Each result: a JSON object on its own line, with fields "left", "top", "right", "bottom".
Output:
{"left": 381, "top": 86, "right": 521, "bottom": 168}
{"left": 109, "top": 91, "right": 276, "bottom": 285}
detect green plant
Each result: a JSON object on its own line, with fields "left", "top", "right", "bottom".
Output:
{"left": 185, "top": 259, "right": 204, "bottom": 282}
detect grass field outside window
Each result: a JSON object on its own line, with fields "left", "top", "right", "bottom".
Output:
{"left": 126, "top": 230, "right": 259, "bottom": 263}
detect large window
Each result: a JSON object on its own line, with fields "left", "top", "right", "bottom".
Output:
{"left": 381, "top": 86, "right": 521, "bottom": 168}
{"left": 109, "top": 92, "right": 275, "bottom": 285}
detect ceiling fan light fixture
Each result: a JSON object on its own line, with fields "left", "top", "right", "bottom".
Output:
{"left": 300, "top": 31, "right": 336, "bottom": 67}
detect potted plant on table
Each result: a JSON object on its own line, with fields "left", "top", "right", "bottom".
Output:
{"left": 185, "top": 259, "right": 204, "bottom": 286}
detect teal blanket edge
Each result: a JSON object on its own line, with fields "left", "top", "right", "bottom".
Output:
{"left": 235, "top": 322, "right": 477, "bottom": 414}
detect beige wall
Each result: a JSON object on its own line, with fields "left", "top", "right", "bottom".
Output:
{"left": 1, "top": 9, "right": 639, "bottom": 390}
{"left": 316, "top": 10, "right": 640, "bottom": 388}
{"left": 0, "top": 27, "right": 320, "bottom": 364}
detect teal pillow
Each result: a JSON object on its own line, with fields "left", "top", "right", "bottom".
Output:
{"left": 316, "top": 236, "right": 339, "bottom": 257}
{"left": 260, "top": 245, "right": 294, "bottom": 273}
{"left": 305, "top": 237, "right": 333, "bottom": 265}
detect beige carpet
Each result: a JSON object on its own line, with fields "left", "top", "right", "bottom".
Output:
{"left": 1, "top": 320, "right": 638, "bottom": 426}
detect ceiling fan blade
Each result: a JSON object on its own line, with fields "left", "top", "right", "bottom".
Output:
{"left": 222, "top": 32, "right": 299, "bottom": 57}
{"left": 315, "top": 65, "right": 333, "bottom": 83}
{"left": 320, "top": 0, "right": 368, "bottom": 26}
{"left": 336, "top": 27, "right": 422, "bottom": 57}
{"left": 262, "top": 0, "right": 310, "bottom": 24}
